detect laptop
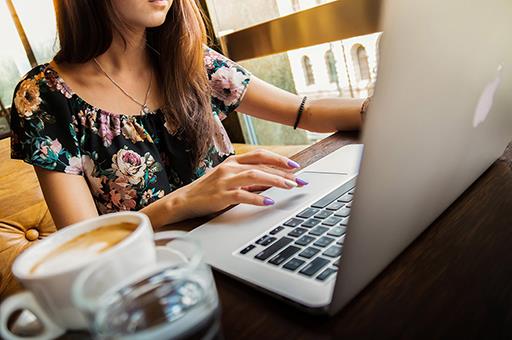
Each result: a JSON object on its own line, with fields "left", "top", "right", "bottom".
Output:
{"left": 189, "top": 0, "right": 512, "bottom": 314}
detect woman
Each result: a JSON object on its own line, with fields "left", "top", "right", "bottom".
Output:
{"left": 10, "top": 0, "right": 366, "bottom": 229}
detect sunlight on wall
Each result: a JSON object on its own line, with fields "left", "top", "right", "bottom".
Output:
{"left": 0, "top": 1, "right": 31, "bottom": 105}
{"left": 13, "top": 0, "right": 58, "bottom": 63}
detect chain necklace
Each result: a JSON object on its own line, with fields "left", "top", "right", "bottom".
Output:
{"left": 93, "top": 58, "right": 152, "bottom": 115}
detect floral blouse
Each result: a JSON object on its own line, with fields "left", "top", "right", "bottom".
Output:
{"left": 10, "top": 47, "right": 251, "bottom": 214}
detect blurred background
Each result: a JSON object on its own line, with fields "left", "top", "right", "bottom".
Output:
{"left": 0, "top": 0, "right": 381, "bottom": 148}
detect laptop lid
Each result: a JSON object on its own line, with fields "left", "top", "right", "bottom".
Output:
{"left": 330, "top": 0, "right": 512, "bottom": 313}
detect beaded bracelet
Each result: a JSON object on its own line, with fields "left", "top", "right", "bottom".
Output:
{"left": 293, "top": 96, "right": 308, "bottom": 130}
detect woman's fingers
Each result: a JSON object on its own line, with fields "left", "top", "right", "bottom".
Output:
{"left": 228, "top": 169, "right": 298, "bottom": 190}
{"left": 242, "top": 185, "right": 272, "bottom": 192}
{"left": 237, "top": 163, "right": 294, "bottom": 179}
{"left": 235, "top": 149, "right": 300, "bottom": 170}
{"left": 225, "top": 189, "right": 275, "bottom": 206}
{"left": 237, "top": 164, "right": 308, "bottom": 187}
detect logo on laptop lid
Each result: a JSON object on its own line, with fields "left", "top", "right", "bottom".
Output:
{"left": 473, "top": 64, "right": 503, "bottom": 128}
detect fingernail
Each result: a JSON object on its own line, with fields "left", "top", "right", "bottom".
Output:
{"left": 287, "top": 160, "right": 300, "bottom": 169}
{"left": 296, "top": 178, "right": 309, "bottom": 186}
{"left": 263, "top": 197, "right": 275, "bottom": 206}
{"left": 285, "top": 179, "right": 298, "bottom": 188}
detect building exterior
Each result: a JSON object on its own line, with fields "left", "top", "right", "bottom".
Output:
{"left": 208, "top": 0, "right": 382, "bottom": 144}
{"left": 277, "top": 0, "right": 381, "bottom": 140}
{"left": 277, "top": 0, "right": 380, "bottom": 101}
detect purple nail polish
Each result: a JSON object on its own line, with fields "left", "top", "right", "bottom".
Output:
{"left": 287, "top": 160, "right": 300, "bottom": 169}
{"left": 263, "top": 197, "right": 275, "bottom": 206}
{"left": 296, "top": 178, "right": 309, "bottom": 186}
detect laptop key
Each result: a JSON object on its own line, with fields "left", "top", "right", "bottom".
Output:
{"left": 314, "top": 236, "right": 335, "bottom": 248}
{"left": 348, "top": 188, "right": 356, "bottom": 194}
{"left": 336, "top": 235, "right": 346, "bottom": 245}
{"left": 311, "top": 185, "right": 350, "bottom": 208}
{"left": 239, "top": 244, "right": 256, "bottom": 255}
{"left": 309, "top": 226, "right": 329, "bottom": 236}
{"left": 295, "top": 235, "right": 316, "bottom": 246}
{"left": 296, "top": 208, "right": 319, "bottom": 219}
{"left": 314, "top": 210, "right": 333, "bottom": 219}
{"left": 288, "top": 227, "right": 308, "bottom": 238}
{"left": 322, "top": 216, "right": 343, "bottom": 226}
{"left": 302, "top": 218, "right": 321, "bottom": 228}
{"left": 283, "top": 218, "right": 304, "bottom": 227}
{"left": 316, "top": 268, "right": 338, "bottom": 281}
{"left": 269, "top": 246, "right": 301, "bottom": 266}
{"left": 327, "top": 226, "right": 346, "bottom": 237}
{"left": 323, "top": 245, "right": 343, "bottom": 258}
{"left": 339, "top": 217, "right": 350, "bottom": 226}
{"left": 337, "top": 193, "right": 353, "bottom": 203}
{"left": 255, "top": 237, "right": 293, "bottom": 261}
{"left": 327, "top": 202, "right": 345, "bottom": 211}
{"left": 269, "top": 226, "right": 285, "bottom": 235}
{"left": 334, "top": 207, "right": 351, "bottom": 217}
{"left": 256, "top": 235, "right": 276, "bottom": 246}
{"left": 299, "top": 247, "right": 320, "bottom": 259}
{"left": 299, "top": 257, "right": 330, "bottom": 276}
{"left": 333, "top": 259, "right": 340, "bottom": 267}
{"left": 283, "top": 258, "right": 306, "bottom": 271}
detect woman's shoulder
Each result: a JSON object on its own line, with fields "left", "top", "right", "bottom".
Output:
{"left": 15, "top": 62, "right": 74, "bottom": 102}
{"left": 13, "top": 63, "right": 75, "bottom": 119}
{"left": 19, "top": 63, "right": 48, "bottom": 81}
{"left": 203, "top": 46, "right": 245, "bottom": 73}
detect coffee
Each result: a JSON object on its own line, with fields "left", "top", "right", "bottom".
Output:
{"left": 30, "top": 222, "right": 138, "bottom": 275}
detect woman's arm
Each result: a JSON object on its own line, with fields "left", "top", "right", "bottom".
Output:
{"left": 35, "top": 149, "right": 306, "bottom": 229}
{"left": 237, "top": 76, "right": 365, "bottom": 132}
{"left": 34, "top": 167, "right": 99, "bottom": 229}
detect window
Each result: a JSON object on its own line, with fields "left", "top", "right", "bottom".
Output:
{"left": 324, "top": 50, "right": 338, "bottom": 84}
{"left": 206, "top": 0, "right": 336, "bottom": 34}
{"left": 0, "top": 1, "right": 32, "bottom": 108}
{"left": 203, "top": 1, "right": 381, "bottom": 145}
{"left": 301, "top": 56, "right": 315, "bottom": 86}
{"left": 292, "top": 0, "right": 300, "bottom": 11}
{"left": 352, "top": 44, "right": 371, "bottom": 82}
{"left": 12, "top": 0, "right": 58, "bottom": 64}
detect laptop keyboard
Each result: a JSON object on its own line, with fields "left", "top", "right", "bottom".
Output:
{"left": 237, "top": 177, "right": 356, "bottom": 282}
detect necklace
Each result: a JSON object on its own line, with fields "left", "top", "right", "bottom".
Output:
{"left": 93, "top": 58, "right": 153, "bottom": 115}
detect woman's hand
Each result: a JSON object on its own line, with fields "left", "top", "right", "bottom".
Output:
{"left": 142, "top": 149, "right": 308, "bottom": 227}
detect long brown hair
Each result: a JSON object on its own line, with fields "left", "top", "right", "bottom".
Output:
{"left": 53, "top": 0, "right": 213, "bottom": 168}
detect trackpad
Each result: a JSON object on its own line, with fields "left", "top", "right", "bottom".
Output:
{"left": 269, "top": 171, "right": 349, "bottom": 212}
{"left": 206, "top": 171, "right": 352, "bottom": 229}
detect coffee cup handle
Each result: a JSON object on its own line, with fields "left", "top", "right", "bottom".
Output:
{"left": 0, "top": 291, "right": 65, "bottom": 340}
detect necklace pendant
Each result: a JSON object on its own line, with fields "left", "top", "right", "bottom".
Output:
{"left": 141, "top": 105, "right": 150, "bottom": 115}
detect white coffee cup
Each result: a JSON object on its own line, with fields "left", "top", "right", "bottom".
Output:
{"left": 0, "top": 212, "right": 158, "bottom": 340}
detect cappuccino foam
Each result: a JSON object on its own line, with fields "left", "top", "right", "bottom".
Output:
{"left": 30, "top": 222, "right": 138, "bottom": 275}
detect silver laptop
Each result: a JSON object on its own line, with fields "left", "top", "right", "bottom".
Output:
{"left": 189, "top": 0, "right": 512, "bottom": 314}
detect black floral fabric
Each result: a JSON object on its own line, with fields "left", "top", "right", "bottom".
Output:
{"left": 10, "top": 47, "right": 251, "bottom": 214}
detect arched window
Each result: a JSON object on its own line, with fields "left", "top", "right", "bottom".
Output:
{"left": 292, "top": 0, "right": 300, "bottom": 11}
{"left": 352, "top": 44, "right": 371, "bottom": 82}
{"left": 301, "top": 56, "right": 315, "bottom": 86}
{"left": 324, "top": 50, "right": 338, "bottom": 84}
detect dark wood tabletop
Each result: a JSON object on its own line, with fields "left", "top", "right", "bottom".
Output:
{"left": 161, "top": 132, "right": 512, "bottom": 340}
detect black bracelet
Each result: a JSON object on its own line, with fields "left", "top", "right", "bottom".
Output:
{"left": 293, "top": 96, "right": 307, "bottom": 130}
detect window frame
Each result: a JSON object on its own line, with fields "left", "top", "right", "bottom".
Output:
{"left": 214, "top": 0, "right": 381, "bottom": 62}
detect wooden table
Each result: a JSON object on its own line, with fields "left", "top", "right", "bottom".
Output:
{"left": 161, "top": 132, "right": 512, "bottom": 340}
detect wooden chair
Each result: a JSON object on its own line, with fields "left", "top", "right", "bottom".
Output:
{"left": 0, "top": 137, "right": 56, "bottom": 299}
